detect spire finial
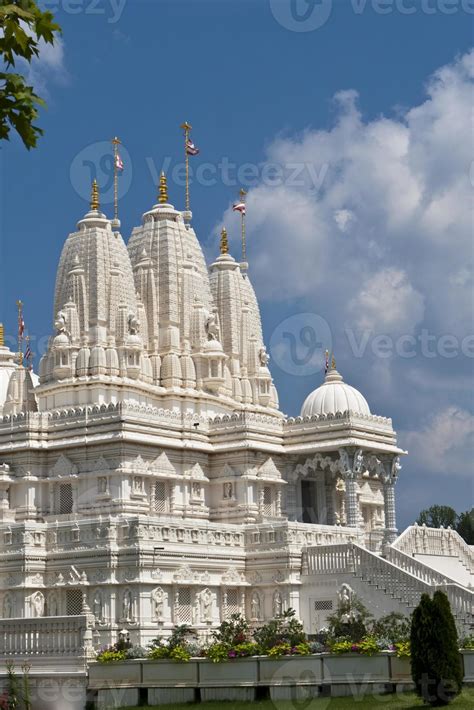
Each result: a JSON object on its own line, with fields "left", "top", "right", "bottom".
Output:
{"left": 220, "top": 227, "right": 229, "bottom": 255}
{"left": 90, "top": 179, "right": 100, "bottom": 211}
{"left": 0, "top": 324, "right": 4, "bottom": 347}
{"left": 158, "top": 172, "right": 168, "bottom": 204}
{"left": 331, "top": 353, "right": 336, "bottom": 370}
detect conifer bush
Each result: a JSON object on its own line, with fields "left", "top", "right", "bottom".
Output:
{"left": 410, "top": 591, "right": 463, "bottom": 706}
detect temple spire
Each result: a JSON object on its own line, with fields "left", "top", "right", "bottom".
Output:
{"left": 0, "top": 324, "right": 4, "bottom": 347}
{"left": 158, "top": 172, "right": 168, "bottom": 204}
{"left": 220, "top": 227, "right": 229, "bottom": 255}
{"left": 90, "top": 179, "right": 100, "bottom": 211}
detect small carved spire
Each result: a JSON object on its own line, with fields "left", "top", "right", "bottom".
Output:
{"left": 158, "top": 172, "right": 168, "bottom": 204}
{"left": 90, "top": 179, "right": 100, "bottom": 211}
{"left": 0, "top": 324, "right": 4, "bottom": 347}
{"left": 220, "top": 227, "right": 229, "bottom": 255}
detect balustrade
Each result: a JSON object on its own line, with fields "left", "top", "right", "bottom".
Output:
{"left": 0, "top": 615, "right": 89, "bottom": 658}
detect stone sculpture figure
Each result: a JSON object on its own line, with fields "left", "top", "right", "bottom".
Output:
{"left": 31, "top": 591, "right": 44, "bottom": 617}
{"left": 122, "top": 589, "right": 133, "bottom": 622}
{"left": 93, "top": 591, "right": 103, "bottom": 622}
{"left": 3, "top": 594, "right": 12, "bottom": 619}
{"left": 205, "top": 310, "right": 219, "bottom": 341}
{"left": 251, "top": 592, "right": 261, "bottom": 620}
{"left": 273, "top": 590, "right": 283, "bottom": 617}
{"left": 223, "top": 482, "right": 233, "bottom": 499}
{"left": 151, "top": 587, "right": 164, "bottom": 620}
{"left": 200, "top": 588, "right": 212, "bottom": 622}
{"left": 258, "top": 347, "right": 270, "bottom": 366}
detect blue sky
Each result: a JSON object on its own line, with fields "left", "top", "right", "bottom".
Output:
{"left": 0, "top": 0, "right": 472, "bottom": 527}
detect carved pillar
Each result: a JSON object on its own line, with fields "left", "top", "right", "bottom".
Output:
{"left": 382, "top": 456, "right": 401, "bottom": 545}
{"left": 344, "top": 473, "right": 359, "bottom": 528}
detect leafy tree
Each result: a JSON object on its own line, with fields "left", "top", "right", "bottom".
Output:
{"left": 411, "top": 592, "right": 462, "bottom": 706}
{"left": 0, "top": 0, "right": 61, "bottom": 149}
{"left": 417, "top": 505, "right": 457, "bottom": 529}
{"left": 456, "top": 509, "right": 474, "bottom": 545}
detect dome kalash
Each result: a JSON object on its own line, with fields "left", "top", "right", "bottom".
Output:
{"left": 300, "top": 361, "right": 371, "bottom": 418}
{"left": 37, "top": 175, "right": 279, "bottom": 416}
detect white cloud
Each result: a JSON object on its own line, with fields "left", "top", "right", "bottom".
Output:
{"left": 17, "top": 24, "right": 66, "bottom": 96}
{"left": 348, "top": 268, "right": 425, "bottom": 334}
{"left": 402, "top": 407, "right": 474, "bottom": 478}
{"left": 219, "top": 50, "right": 473, "bottom": 344}
{"left": 214, "top": 50, "right": 474, "bottom": 512}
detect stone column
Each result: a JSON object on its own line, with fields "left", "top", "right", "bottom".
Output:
{"left": 344, "top": 473, "right": 359, "bottom": 528}
{"left": 382, "top": 456, "right": 401, "bottom": 545}
{"left": 338, "top": 449, "right": 362, "bottom": 528}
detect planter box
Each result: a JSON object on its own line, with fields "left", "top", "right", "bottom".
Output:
{"left": 199, "top": 658, "right": 258, "bottom": 686}
{"left": 142, "top": 659, "right": 199, "bottom": 686}
{"left": 88, "top": 661, "right": 141, "bottom": 688}
{"left": 389, "top": 654, "right": 411, "bottom": 682}
{"left": 462, "top": 650, "right": 474, "bottom": 683}
{"left": 260, "top": 655, "right": 323, "bottom": 685}
{"left": 322, "top": 653, "right": 390, "bottom": 684}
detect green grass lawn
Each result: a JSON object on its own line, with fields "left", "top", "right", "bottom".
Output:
{"left": 121, "top": 687, "right": 474, "bottom": 710}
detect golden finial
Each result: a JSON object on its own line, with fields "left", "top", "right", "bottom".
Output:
{"left": 220, "top": 227, "right": 229, "bottom": 255}
{"left": 331, "top": 353, "right": 336, "bottom": 370}
{"left": 0, "top": 324, "right": 4, "bottom": 347}
{"left": 90, "top": 179, "right": 100, "bottom": 211}
{"left": 158, "top": 172, "right": 168, "bottom": 204}
{"left": 239, "top": 188, "right": 247, "bottom": 200}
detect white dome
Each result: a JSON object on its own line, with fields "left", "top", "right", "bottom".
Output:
{"left": 300, "top": 367, "right": 370, "bottom": 417}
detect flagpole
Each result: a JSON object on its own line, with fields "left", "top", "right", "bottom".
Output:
{"left": 16, "top": 300, "right": 23, "bottom": 367}
{"left": 240, "top": 188, "right": 247, "bottom": 263}
{"left": 181, "top": 121, "right": 192, "bottom": 215}
{"left": 111, "top": 136, "right": 121, "bottom": 224}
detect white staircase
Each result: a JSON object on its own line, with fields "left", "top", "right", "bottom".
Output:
{"left": 304, "top": 542, "right": 473, "bottom": 634}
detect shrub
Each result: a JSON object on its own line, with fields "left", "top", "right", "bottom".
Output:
{"left": 395, "top": 640, "right": 411, "bottom": 658}
{"left": 411, "top": 591, "right": 463, "bottom": 706}
{"left": 358, "top": 635, "right": 379, "bottom": 656}
{"left": 326, "top": 594, "right": 373, "bottom": 642}
{"left": 206, "top": 642, "right": 231, "bottom": 663}
{"left": 96, "top": 648, "right": 127, "bottom": 663}
{"left": 268, "top": 642, "right": 292, "bottom": 658}
{"left": 309, "top": 641, "right": 326, "bottom": 654}
{"left": 372, "top": 612, "right": 411, "bottom": 644}
{"left": 253, "top": 608, "right": 306, "bottom": 653}
{"left": 211, "top": 613, "right": 250, "bottom": 647}
{"left": 330, "top": 640, "right": 353, "bottom": 654}
{"left": 125, "top": 645, "right": 147, "bottom": 659}
{"left": 169, "top": 645, "right": 191, "bottom": 663}
{"left": 460, "top": 635, "right": 474, "bottom": 650}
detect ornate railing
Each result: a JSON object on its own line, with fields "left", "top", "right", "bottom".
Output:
{"left": 0, "top": 615, "right": 91, "bottom": 658}
{"left": 393, "top": 525, "right": 474, "bottom": 570}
